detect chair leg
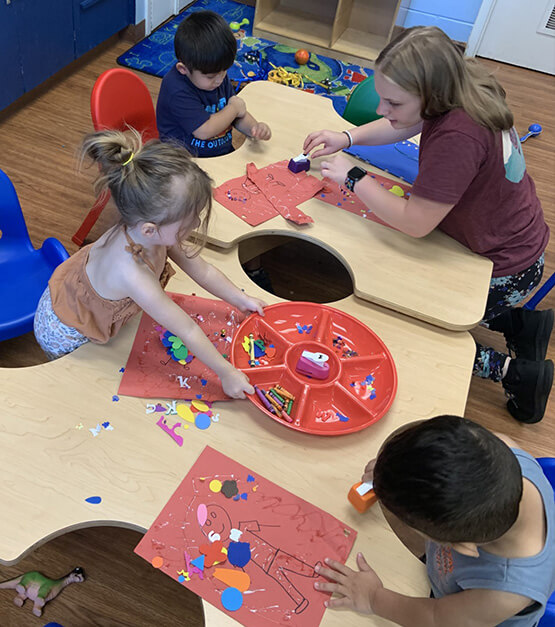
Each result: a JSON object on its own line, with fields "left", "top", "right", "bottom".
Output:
{"left": 524, "top": 272, "right": 555, "bottom": 311}
{"left": 72, "top": 190, "right": 111, "bottom": 247}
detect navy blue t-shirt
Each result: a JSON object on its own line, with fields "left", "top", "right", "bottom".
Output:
{"left": 156, "top": 65, "right": 234, "bottom": 158}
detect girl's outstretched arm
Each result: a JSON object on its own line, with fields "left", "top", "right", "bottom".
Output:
{"left": 169, "top": 247, "right": 267, "bottom": 315}
{"left": 123, "top": 265, "right": 254, "bottom": 399}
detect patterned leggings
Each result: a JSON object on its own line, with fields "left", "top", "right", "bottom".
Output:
{"left": 474, "top": 254, "right": 544, "bottom": 381}
{"left": 34, "top": 287, "right": 89, "bottom": 360}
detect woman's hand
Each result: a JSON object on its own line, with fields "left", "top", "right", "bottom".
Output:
{"left": 314, "top": 553, "right": 383, "bottom": 614}
{"left": 236, "top": 293, "right": 267, "bottom": 316}
{"left": 320, "top": 154, "right": 355, "bottom": 186}
{"left": 303, "top": 130, "right": 350, "bottom": 159}
{"left": 221, "top": 367, "right": 255, "bottom": 399}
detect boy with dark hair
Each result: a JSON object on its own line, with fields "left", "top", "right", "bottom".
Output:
{"left": 315, "top": 416, "right": 555, "bottom": 626}
{"left": 156, "top": 10, "right": 271, "bottom": 157}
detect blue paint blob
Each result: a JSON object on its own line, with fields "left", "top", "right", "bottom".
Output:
{"left": 228, "top": 542, "right": 251, "bottom": 567}
{"left": 221, "top": 587, "right": 243, "bottom": 612}
{"left": 85, "top": 496, "right": 102, "bottom": 504}
{"left": 195, "top": 413, "right": 211, "bottom": 430}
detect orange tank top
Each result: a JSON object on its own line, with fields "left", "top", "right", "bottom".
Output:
{"left": 48, "top": 230, "right": 175, "bottom": 344}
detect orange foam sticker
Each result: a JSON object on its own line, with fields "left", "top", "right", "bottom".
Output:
{"left": 214, "top": 568, "right": 251, "bottom": 592}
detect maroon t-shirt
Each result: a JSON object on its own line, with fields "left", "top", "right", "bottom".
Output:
{"left": 411, "top": 109, "right": 548, "bottom": 276}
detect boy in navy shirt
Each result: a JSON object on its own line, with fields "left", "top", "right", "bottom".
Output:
{"left": 157, "top": 10, "right": 271, "bottom": 157}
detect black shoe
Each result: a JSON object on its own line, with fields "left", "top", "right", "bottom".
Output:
{"left": 493, "top": 308, "right": 553, "bottom": 361}
{"left": 245, "top": 266, "right": 274, "bottom": 293}
{"left": 502, "top": 358, "right": 553, "bottom": 423}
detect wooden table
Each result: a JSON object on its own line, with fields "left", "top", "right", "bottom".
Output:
{"left": 0, "top": 244, "right": 476, "bottom": 626}
{"left": 202, "top": 80, "right": 493, "bottom": 331}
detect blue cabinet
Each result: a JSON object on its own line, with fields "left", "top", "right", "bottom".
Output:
{"left": 0, "top": 3, "right": 25, "bottom": 111}
{"left": 0, "top": 0, "right": 135, "bottom": 111}
{"left": 74, "top": 0, "right": 135, "bottom": 57}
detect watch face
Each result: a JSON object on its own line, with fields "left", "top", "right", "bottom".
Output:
{"left": 348, "top": 166, "right": 366, "bottom": 180}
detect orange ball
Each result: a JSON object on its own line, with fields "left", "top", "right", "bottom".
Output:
{"left": 295, "top": 49, "right": 310, "bottom": 65}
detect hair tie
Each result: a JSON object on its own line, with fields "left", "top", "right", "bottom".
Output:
{"left": 121, "top": 152, "right": 135, "bottom": 167}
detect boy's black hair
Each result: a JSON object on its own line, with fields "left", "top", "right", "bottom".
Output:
{"left": 174, "top": 11, "right": 237, "bottom": 74}
{"left": 373, "top": 416, "right": 523, "bottom": 543}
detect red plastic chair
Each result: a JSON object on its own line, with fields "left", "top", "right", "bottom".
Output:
{"left": 72, "top": 68, "right": 158, "bottom": 246}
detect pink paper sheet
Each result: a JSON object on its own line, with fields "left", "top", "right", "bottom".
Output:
{"left": 118, "top": 293, "right": 246, "bottom": 401}
{"left": 135, "top": 446, "right": 357, "bottom": 627}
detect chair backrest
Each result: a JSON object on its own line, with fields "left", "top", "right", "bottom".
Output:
{"left": 90, "top": 68, "right": 158, "bottom": 141}
{"left": 0, "top": 168, "right": 33, "bottom": 260}
{"left": 342, "top": 75, "right": 382, "bottom": 127}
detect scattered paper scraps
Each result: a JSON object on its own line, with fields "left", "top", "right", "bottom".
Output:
{"left": 85, "top": 496, "right": 102, "bottom": 505}
{"left": 134, "top": 446, "right": 357, "bottom": 627}
{"left": 89, "top": 422, "right": 114, "bottom": 437}
{"left": 350, "top": 374, "right": 377, "bottom": 400}
{"left": 119, "top": 294, "right": 246, "bottom": 402}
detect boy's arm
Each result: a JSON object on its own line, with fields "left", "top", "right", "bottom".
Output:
{"left": 316, "top": 554, "right": 534, "bottom": 627}
{"left": 192, "top": 96, "right": 245, "bottom": 140}
{"left": 233, "top": 111, "right": 271, "bottom": 140}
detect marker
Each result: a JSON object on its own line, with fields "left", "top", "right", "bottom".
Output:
{"left": 249, "top": 333, "right": 255, "bottom": 366}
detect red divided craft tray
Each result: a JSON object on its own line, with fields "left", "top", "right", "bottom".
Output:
{"left": 231, "top": 302, "right": 397, "bottom": 435}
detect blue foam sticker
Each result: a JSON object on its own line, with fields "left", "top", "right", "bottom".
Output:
{"left": 200, "top": 378, "right": 207, "bottom": 386}
{"left": 112, "top": 395, "right": 119, "bottom": 402}
{"left": 240, "top": 493, "right": 247, "bottom": 500}
{"left": 178, "top": 575, "right": 185, "bottom": 583}
{"left": 247, "top": 475, "right": 255, "bottom": 482}
{"left": 228, "top": 542, "right": 251, "bottom": 567}
{"left": 191, "top": 555, "right": 205, "bottom": 571}
{"left": 85, "top": 496, "right": 102, "bottom": 504}
{"left": 221, "top": 587, "right": 243, "bottom": 612}
{"left": 195, "top": 413, "right": 211, "bottom": 430}
{"left": 196, "top": 394, "right": 202, "bottom": 399}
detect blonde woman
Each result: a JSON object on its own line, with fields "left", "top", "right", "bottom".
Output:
{"left": 304, "top": 26, "right": 552, "bottom": 423}
{"left": 34, "top": 129, "right": 265, "bottom": 398}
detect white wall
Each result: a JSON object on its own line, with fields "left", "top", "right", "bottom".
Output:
{"left": 135, "top": 0, "right": 146, "bottom": 24}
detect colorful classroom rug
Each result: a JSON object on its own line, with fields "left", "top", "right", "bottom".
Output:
{"left": 117, "top": 0, "right": 373, "bottom": 116}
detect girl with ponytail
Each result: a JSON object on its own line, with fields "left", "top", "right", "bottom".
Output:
{"left": 34, "top": 129, "right": 265, "bottom": 399}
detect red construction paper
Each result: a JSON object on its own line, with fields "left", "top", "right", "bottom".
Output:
{"left": 246, "top": 161, "right": 322, "bottom": 225}
{"left": 212, "top": 173, "right": 279, "bottom": 226}
{"left": 317, "top": 173, "right": 412, "bottom": 229}
{"left": 118, "top": 293, "right": 246, "bottom": 401}
{"left": 135, "top": 446, "right": 357, "bottom": 627}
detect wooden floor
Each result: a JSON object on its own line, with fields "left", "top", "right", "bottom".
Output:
{"left": 0, "top": 34, "right": 553, "bottom": 626}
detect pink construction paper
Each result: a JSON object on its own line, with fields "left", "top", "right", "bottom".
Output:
{"left": 118, "top": 293, "right": 246, "bottom": 401}
{"left": 135, "top": 446, "right": 357, "bottom": 627}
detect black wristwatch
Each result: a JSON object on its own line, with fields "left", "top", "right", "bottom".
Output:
{"left": 344, "top": 166, "right": 367, "bottom": 192}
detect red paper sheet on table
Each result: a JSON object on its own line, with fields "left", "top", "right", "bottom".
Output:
{"left": 118, "top": 293, "right": 246, "bottom": 401}
{"left": 213, "top": 160, "right": 324, "bottom": 226}
{"left": 317, "top": 173, "right": 412, "bottom": 229}
{"left": 135, "top": 446, "right": 357, "bottom": 627}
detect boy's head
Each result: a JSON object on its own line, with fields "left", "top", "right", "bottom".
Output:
{"left": 174, "top": 11, "right": 237, "bottom": 90}
{"left": 373, "top": 416, "right": 523, "bottom": 546}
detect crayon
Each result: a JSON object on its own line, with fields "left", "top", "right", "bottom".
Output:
{"left": 254, "top": 386, "right": 276, "bottom": 414}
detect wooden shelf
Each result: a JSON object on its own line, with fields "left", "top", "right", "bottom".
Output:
{"left": 254, "top": 0, "right": 401, "bottom": 66}
{"left": 331, "top": 29, "right": 389, "bottom": 62}
{"left": 255, "top": 6, "right": 333, "bottom": 48}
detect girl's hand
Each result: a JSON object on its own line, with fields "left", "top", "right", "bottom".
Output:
{"left": 251, "top": 122, "right": 272, "bottom": 141}
{"left": 303, "top": 130, "right": 350, "bottom": 159}
{"left": 320, "top": 154, "right": 354, "bottom": 186}
{"left": 237, "top": 293, "right": 267, "bottom": 316}
{"left": 221, "top": 367, "right": 254, "bottom": 399}
{"left": 362, "top": 458, "right": 376, "bottom": 484}
{"left": 314, "top": 553, "right": 383, "bottom": 614}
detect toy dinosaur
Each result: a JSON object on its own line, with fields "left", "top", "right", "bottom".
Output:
{"left": 0, "top": 566, "right": 85, "bottom": 617}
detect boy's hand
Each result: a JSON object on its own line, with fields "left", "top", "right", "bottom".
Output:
{"left": 320, "top": 154, "right": 354, "bottom": 186}
{"left": 314, "top": 554, "right": 383, "bottom": 614}
{"left": 221, "top": 367, "right": 254, "bottom": 399}
{"left": 362, "top": 458, "right": 376, "bottom": 484}
{"left": 236, "top": 293, "right": 266, "bottom": 316}
{"left": 229, "top": 95, "right": 247, "bottom": 118}
{"left": 250, "top": 122, "right": 272, "bottom": 141}
{"left": 303, "top": 129, "right": 350, "bottom": 159}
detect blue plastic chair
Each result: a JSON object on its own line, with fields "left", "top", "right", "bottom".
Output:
{"left": 537, "top": 457, "right": 555, "bottom": 627}
{"left": 0, "top": 168, "right": 69, "bottom": 341}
